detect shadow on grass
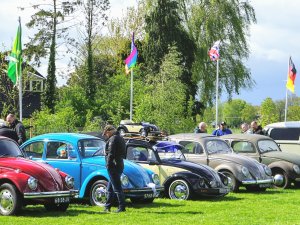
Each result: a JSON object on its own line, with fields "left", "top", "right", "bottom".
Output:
{"left": 126, "top": 201, "right": 185, "bottom": 209}
{"left": 18, "top": 207, "right": 99, "bottom": 217}
{"left": 236, "top": 188, "right": 286, "bottom": 195}
{"left": 138, "top": 210, "right": 204, "bottom": 215}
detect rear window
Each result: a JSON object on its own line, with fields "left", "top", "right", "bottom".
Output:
{"left": 267, "top": 128, "right": 300, "bottom": 140}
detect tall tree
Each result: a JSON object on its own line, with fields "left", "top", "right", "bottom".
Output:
{"left": 25, "top": 0, "right": 79, "bottom": 112}
{"left": 179, "top": 0, "right": 256, "bottom": 105}
{"left": 260, "top": 97, "right": 278, "bottom": 126}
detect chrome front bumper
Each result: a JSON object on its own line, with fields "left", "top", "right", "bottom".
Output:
{"left": 242, "top": 178, "right": 274, "bottom": 185}
{"left": 23, "top": 190, "right": 78, "bottom": 199}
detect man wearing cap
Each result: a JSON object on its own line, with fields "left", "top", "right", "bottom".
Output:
{"left": 102, "top": 125, "right": 126, "bottom": 213}
{"left": 212, "top": 122, "right": 232, "bottom": 136}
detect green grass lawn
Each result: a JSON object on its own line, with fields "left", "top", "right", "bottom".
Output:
{"left": 1, "top": 188, "right": 300, "bottom": 225}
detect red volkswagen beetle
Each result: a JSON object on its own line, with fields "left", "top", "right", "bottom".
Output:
{"left": 0, "top": 136, "right": 77, "bottom": 215}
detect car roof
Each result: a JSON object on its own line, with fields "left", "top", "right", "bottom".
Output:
{"left": 168, "top": 133, "right": 218, "bottom": 141}
{"left": 264, "top": 121, "right": 300, "bottom": 128}
{"left": 28, "top": 133, "right": 102, "bottom": 142}
{"left": 220, "top": 134, "right": 274, "bottom": 142}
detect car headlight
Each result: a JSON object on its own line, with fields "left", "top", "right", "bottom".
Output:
{"left": 27, "top": 176, "right": 38, "bottom": 190}
{"left": 152, "top": 174, "right": 160, "bottom": 185}
{"left": 241, "top": 166, "right": 250, "bottom": 177}
{"left": 65, "top": 175, "right": 74, "bottom": 189}
{"left": 210, "top": 180, "right": 217, "bottom": 188}
{"left": 293, "top": 165, "right": 300, "bottom": 174}
{"left": 264, "top": 166, "right": 272, "bottom": 176}
{"left": 121, "top": 174, "right": 129, "bottom": 187}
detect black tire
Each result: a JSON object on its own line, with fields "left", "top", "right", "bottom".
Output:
{"left": 294, "top": 181, "right": 300, "bottom": 188}
{"left": 167, "top": 179, "right": 192, "bottom": 200}
{"left": 245, "top": 186, "right": 267, "bottom": 192}
{"left": 130, "top": 197, "right": 154, "bottom": 204}
{"left": 44, "top": 203, "right": 69, "bottom": 212}
{"left": 89, "top": 180, "right": 108, "bottom": 206}
{"left": 273, "top": 170, "right": 291, "bottom": 189}
{"left": 222, "top": 171, "right": 240, "bottom": 192}
{"left": 0, "top": 183, "right": 22, "bottom": 216}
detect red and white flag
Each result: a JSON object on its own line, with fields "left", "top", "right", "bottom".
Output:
{"left": 208, "top": 40, "right": 221, "bottom": 61}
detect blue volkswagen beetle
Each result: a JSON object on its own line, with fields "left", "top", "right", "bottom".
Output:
{"left": 21, "top": 133, "right": 163, "bottom": 206}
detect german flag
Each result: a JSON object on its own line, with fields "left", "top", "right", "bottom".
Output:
{"left": 286, "top": 57, "right": 297, "bottom": 93}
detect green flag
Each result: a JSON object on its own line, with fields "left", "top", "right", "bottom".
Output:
{"left": 7, "top": 21, "right": 22, "bottom": 85}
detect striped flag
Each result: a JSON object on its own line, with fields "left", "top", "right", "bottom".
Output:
{"left": 286, "top": 57, "right": 297, "bottom": 93}
{"left": 208, "top": 40, "right": 221, "bottom": 61}
{"left": 124, "top": 33, "right": 138, "bottom": 74}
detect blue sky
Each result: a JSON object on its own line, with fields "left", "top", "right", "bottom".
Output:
{"left": 1, "top": 0, "right": 299, "bottom": 106}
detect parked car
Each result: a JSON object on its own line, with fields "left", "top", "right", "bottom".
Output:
{"left": 21, "top": 133, "right": 163, "bottom": 206}
{"left": 221, "top": 134, "right": 300, "bottom": 189}
{"left": 125, "top": 138, "right": 231, "bottom": 200}
{"left": 0, "top": 136, "right": 77, "bottom": 216}
{"left": 263, "top": 121, "right": 300, "bottom": 155}
{"left": 168, "top": 133, "right": 276, "bottom": 192}
{"left": 118, "top": 120, "right": 160, "bottom": 137}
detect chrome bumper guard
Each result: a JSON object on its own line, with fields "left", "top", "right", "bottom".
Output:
{"left": 242, "top": 178, "right": 273, "bottom": 185}
{"left": 123, "top": 187, "right": 164, "bottom": 193}
{"left": 24, "top": 190, "right": 78, "bottom": 199}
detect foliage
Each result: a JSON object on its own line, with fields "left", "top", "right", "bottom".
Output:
{"left": 180, "top": 0, "right": 256, "bottom": 105}
{"left": 260, "top": 97, "right": 278, "bottom": 126}
{"left": 287, "top": 105, "right": 300, "bottom": 121}
{"left": 135, "top": 45, "right": 194, "bottom": 134}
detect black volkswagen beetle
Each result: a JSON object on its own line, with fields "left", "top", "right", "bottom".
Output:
{"left": 125, "top": 138, "right": 231, "bottom": 200}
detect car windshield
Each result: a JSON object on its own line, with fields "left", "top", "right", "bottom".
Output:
{"left": 258, "top": 140, "right": 281, "bottom": 153}
{"left": 153, "top": 142, "right": 185, "bottom": 160}
{"left": 78, "top": 139, "right": 106, "bottom": 158}
{"left": 205, "top": 140, "right": 232, "bottom": 155}
{"left": 0, "top": 139, "right": 24, "bottom": 157}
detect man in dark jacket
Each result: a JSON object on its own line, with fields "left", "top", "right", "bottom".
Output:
{"left": 0, "top": 121, "right": 18, "bottom": 143}
{"left": 6, "top": 114, "right": 27, "bottom": 145}
{"left": 251, "top": 121, "right": 264, "bottom": 135}
{"left": 102, "top": 125, "right": 126, "bottom": 213}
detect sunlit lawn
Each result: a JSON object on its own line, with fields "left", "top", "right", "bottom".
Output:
{"left": 1, "top": 188, "right": 300, "bottom": 225}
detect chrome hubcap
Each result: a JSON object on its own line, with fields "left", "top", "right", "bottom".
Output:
{"left": 0, "top": 189, "right": 14, "bottom": 214}
{"left": 169, "top": 180, "right": 189, "bottom": 200}
{"left": 92, "top": 185, "right": 107, "bottom": 206}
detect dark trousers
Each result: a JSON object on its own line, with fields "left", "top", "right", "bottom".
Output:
{"left": 104, "top": 167, "right": 125, "bottom": 209}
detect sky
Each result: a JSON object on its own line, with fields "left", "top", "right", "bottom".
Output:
{"left": 0, "top": 0, "right": 299, "bottom": 106}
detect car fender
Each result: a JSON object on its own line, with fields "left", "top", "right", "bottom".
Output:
{"left": 117, "top": 125, "right": 129, "bottom": 133}
{"left": 163, "top": 171, "right": 199, "bottom": 188}
{"left": 0, "top": 171, "right": 31, "bottom": 194}
{"left": 215, "top": 164, "right": 243, "bottom": 182}
{"left": 79, "top": 169, "right": 110, "bottom": 198}
{"left": 268, "top": 161, "right": 294, "bottom": 178}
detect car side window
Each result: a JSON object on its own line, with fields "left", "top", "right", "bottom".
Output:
{"left": 179, "top": 141, "right": 203, "bottom": 154}
{"left": 127, "top": 146, "right": 149, "bottom": 161}
{"left": 232, "top": 141, "right": 255, "bottom": 153}
{"left": 23, "top": 142, "right": 44, "bottom": 158}
{"left": 46, "top": 141, "right": 76, "bottom": 160}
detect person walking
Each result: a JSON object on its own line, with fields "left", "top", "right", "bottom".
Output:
{"left": 0, "top": 120, "right": 18, "bottom": 143}
{"left": 102, "top": 125, "right": 126, "bottom": 213}
{"left": 6, "top": 114, "right": 27, "bottom": 145}
{"left": 194, "top": 122, "right": 207, "bottom": 133}
{"left": 212, "top": 121, "right": 232, "bottom": 136}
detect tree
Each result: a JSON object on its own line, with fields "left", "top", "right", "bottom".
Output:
{"left": 179, "top": 0, "right": 256, "bottom": 105}
{"left": 287, "top": 105, "right": 300, "bottom": 121}
{"left": 24, "top": 0, "right": 79, "bottom": 112}
{"left": 260, "top": 97, "right": 278, "bottom": 126}
{"left": 223, "top": 99, "right": 247, "bottom": 127}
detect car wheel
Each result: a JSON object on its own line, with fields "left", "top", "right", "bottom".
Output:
{"left": 222, "top": 171, "right": 240, "bottom": 192}
{"left": 168, "top": 179, "right": 192, "bottom": 200}
{"left": 0, "top": 183, "right": 22, "bottom": 216}
{"left": 119, "top": 128, "right": 126, "bottom": 136}
{"left": 44, "top": 203, "right": 69, "bottom": 212}
{"left": 90, "top": 180, "right": 108, "bottom": 206}
{"left": 130, "top": 197, "right": 154, "bottom": 204}
{"left": 273, "top": 170, "right": 290, "bottom": 189}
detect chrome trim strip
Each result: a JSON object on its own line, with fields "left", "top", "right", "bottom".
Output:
{"left": 23, "top": 190, "right": 78, "bottom": 199}
{"left": 242, "top": 179, "right": 273, "bottom": 185}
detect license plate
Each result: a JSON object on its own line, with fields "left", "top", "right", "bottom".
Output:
{"left": 144, "top": 193, "right": 153, "bottom": 198}
{"left": 54, "top": 197, "right": 70, "bottom": 204}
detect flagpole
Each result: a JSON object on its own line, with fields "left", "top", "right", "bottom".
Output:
{"left": 284, "top": 57, "right": 290, "bottom": 122}
{"left": 130, "top": 68, "right": 133, "bottom": 121}
{"left": 215, "top": 59, "right": 219, "bottom": 128}
{"left": 18, "top": 16, "right": 23, "bottom": 121}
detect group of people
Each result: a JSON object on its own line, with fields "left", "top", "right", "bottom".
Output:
{"left": 194, "top": 120, "right": 264, "bottom": 136}
{"left": 0, "top": 113, "right": 27, "bottom": 145}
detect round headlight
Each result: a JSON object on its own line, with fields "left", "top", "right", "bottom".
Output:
{"left": 121, "top": 174, "right": 129, "bottom": 187}
{"left": 241, "top": 166, "right": 250, "bottom": 177}
{"left": 264, "top": 166, "right": 272, "bottom": 176}
{"left": 293, "top": 165, "right": 300, "bottom": 174}
{"left": 65, "top": 175, "right": 74, "bottom": 189}
{"left": 27, "top": 176, "right": 38, "bottom": 190}
{"left": 152, "top": 174, "right": 160, "bottom": 185}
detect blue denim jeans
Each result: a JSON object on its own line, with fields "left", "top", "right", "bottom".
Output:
{"left": 104, "top": 167, "right": 125, "bottom": 210}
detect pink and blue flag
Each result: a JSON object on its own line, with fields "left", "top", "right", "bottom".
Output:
{"left": 125, "top": 33, "right": 138, "bottom": 74}
{"left": 208, "top": 40, "right": 221, "bottom": 61}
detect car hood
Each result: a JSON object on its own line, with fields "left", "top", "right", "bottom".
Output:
{"left": 1, "top": 157, "right": 64, "bottom": 190}
{"left": 161, "top": 159, "right": 221, "bottom": 182}
{"left": 82, "top": 157, "right": 152, "bottom": 187}
{"left": 262, "top": 151, "right": 300, "bottom": 164}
